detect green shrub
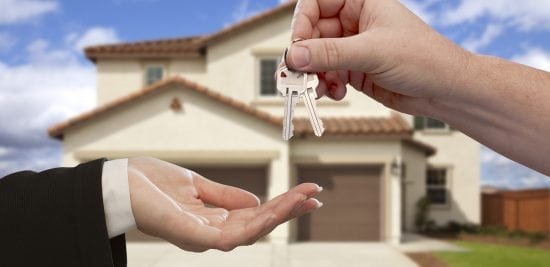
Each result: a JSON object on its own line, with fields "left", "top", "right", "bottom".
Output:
{"left": 414, "top": 196, "right": 431, "bottom": 232}
{"left": 528, "top": 232, "right": 548, "bottom": 244}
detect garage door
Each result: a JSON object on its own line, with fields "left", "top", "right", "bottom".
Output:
{"left": 297, "top": 165, "right": 383, "bottom": 241}
{"left": 126, "top": 166, "right": 268, "bottom": 242}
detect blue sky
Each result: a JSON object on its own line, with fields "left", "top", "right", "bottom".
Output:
{"left": 0, "top": 0, "right": 549, "bottom": 189}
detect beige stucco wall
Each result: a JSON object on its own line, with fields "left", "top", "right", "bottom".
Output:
{"left": 170, "top": 58, "right": 208, "bottom": 86}
{"left": 401, "top": 144, "right": 429, "bottom": 231}
{"left": 63, "top": 84, "right": 285, "bottom": 164}
{"left": 97, "top": 58, "right": 209, "bottom": 105}
{"left": 96, "top": 59, "right": 143, "bottom": 104}
{"left": 414, "top": 130, "right": 481, "bottom": 225}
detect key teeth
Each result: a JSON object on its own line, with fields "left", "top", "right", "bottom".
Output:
{"left": 314, "top": 125, "right": 325, "bottom": 137}
{"left": 315, "top": 121, "right": 325, "bottom": 137}
{"left": 286, "top": 125, "right": 294, "bottom": 141}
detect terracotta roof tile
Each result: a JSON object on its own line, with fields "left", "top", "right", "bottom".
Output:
{"left": 85, "top": 36, "right": 206, "bottom": 62}
{"left": 84, "top": 1, "right": 297, "bottom": 61}
{"left": 293, "top": 115, "right": 412, "bottom": 137}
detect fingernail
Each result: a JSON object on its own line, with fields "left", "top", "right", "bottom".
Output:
{"left": 290, "top": 46, "right": 310, "bottom": 69}
{"left": 316, "top": 185, "right": 323, "bottom": 192}
{"left": 314, "top": 199, "right": 324, "bottom": 208}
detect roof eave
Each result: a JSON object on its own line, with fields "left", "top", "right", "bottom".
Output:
{"left": 85, "top": 52, "right": 204, "bottom": 63}
{"left": 402, "top": 138, "right": 437, "bottom": 157}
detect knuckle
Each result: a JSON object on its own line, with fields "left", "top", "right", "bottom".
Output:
{"left": 323, "top": 40, "right": 342, "bottom": 69}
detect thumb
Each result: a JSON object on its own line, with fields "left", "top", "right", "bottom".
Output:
{"left": 286, "top": 34, "right": 373, "bottom": 73}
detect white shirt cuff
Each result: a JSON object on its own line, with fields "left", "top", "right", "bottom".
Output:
{"left": 102, "top": 158, "right": 136, "bottom": 238}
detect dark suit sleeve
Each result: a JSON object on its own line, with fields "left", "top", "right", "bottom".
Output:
{"left": 0, "top": 159, "right": 127, "bottom": 267}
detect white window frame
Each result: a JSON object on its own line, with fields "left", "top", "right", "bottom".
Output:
{"left": 143, "top": 63, "right": 166, "bottom": 86}
{"left": 426, "top": 166, "right": 453, "bottom": 208}
{"left": 414, "top": 117, "right": 452, "bottom": 133}
{"left": 255, "top": 56, "right": 281, "bottom": 99}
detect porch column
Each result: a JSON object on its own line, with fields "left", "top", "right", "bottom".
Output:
{"left": 389, "top": 156, "right": 402, "bottom": 245}
{"left": 267, "top": 146, "right": 290, "bottom": 243}
{"left": 267, "top": 146, "right": 291, "bottom": 267}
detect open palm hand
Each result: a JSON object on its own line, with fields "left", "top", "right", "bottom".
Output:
{"left": 127, "top": 157, "right": 322, "bottom": 252}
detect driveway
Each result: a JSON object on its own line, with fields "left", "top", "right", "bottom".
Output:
{"left": 127, "top": 242, "right": 418, "bottom": 267}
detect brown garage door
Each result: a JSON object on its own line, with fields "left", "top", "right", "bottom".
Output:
{"left": 297, "top": 165, "right": 383, "bottom": 241}
{"left": 126, "top": 165, "right": 268, "bottom": 242}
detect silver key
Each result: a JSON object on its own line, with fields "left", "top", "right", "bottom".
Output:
{"left": 276, "top": 66, "right": 324, "bottom": 140}
{"left": 282, "top": 88, "right": 299, "bottom": 140}
{"left": 303, "top": 76, "right": 324, "bottom": 137}
{"left": 276, "top": 66, "right": 301, "bottom": 140}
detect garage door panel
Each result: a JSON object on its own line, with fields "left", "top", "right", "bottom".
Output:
{"left": 314, "top": 206, "right": 377, "bottom": 217}
{"left": 297, "top": 165, "right": 383, "bottom": 242}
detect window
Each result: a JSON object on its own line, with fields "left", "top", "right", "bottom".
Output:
{"left": 414, "top": 116, "right": 449, "bottom": 130}
{"left": 426, "top": 168, "right": 448, "bottom": 206}
{"left": 259, "top": 58, "right": 279, "bottom": 96}
{"left": 145, "top": 65, "right": 164, "bottom": 86}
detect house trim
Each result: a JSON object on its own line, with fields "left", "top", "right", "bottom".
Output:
{"left": 75, "top": 149, "right": 280, "bottom": 164}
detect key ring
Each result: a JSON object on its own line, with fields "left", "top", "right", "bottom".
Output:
{"left": 284, "top": 38, "right": 305, "bottom": 71}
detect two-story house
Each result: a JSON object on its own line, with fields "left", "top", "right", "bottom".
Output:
{"left": 48, "top": 2, "right": 480, "bottom": 245}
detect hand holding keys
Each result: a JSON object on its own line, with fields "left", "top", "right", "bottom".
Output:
{"left": 276, "top": 46, "right": 324, "bottom": 141}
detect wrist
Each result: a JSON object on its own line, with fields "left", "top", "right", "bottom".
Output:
{"left": 423, "top": 48, "right": 478, "bottom": 120}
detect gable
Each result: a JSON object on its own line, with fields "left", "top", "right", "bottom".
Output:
{"left": 62, "top": 81, "right": 285, "bottom": 157}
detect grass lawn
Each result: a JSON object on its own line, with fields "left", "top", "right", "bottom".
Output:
{"left": 436, "top": 241, "right": 550, "bottom": 267}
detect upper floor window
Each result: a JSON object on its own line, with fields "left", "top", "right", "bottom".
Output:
{"left": 259, "top": 58, "right": 279, "bottom": 97}
{"left": 145, "top": 64, "right": 164, "bottom": 86}
{"left": 426, "top": 168, "right": 448, "bottom": 206}
{"left": 414, "top": 116, "right": 450, "bottom": 131}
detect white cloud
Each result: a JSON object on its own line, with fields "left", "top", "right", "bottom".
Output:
{"left": 442, "top": 0, "right": 550, "bottom": 30}
{"left": 0, "top": 147, "right": 11, "bottom": 157}
{"left": 481, "top": 147, "right": 512, "bottom": 166}
{"left": 0, "top": 27, "right": 122, "bottom": 176}
{"left": 462, "top": 24, "right": 503, "bottom": 52}
{"left": 0, "top": 32, "right": 17, "bottom": 52}
{"left": 0, "top": 0, "right": 58, "bottom": 25}
{"left": 0, "top": 40, "right": 96, "bottom": 146}
{"left": 401, "top": 0, "right": 438, "bottom": 25}
{"left": 512, "top": 48, "right": 550, "bottom": 72}
{"left": 482, "top": 146, "right": 550, "bottom": 189}
{"left": 68, "top": 27, "right": 121, "bottom": 51}
{"left": 227, "top": 0, "right": 265, "bottom": 26}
